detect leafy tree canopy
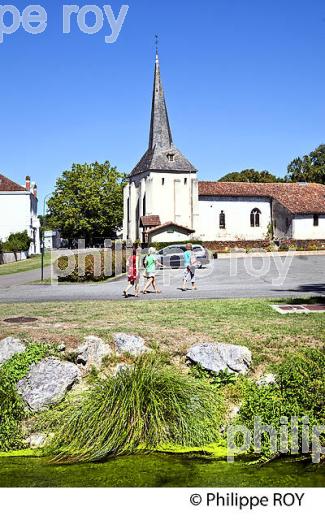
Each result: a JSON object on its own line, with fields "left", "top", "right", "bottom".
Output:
{"left": 218, "top": 169, "right": 280, "bottom": 183}
{"left": 4, "top": 231, "right": 32, "bottom": 252}
{"left": 47, "top": 162, "right": 126, "bottom": 242}
{"left": 285, "top": 144, "right": 325, "bottom": 184}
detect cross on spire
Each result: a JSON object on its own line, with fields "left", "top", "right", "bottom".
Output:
{"left": 155, "top": 34, "right": 159, "bottom": 63}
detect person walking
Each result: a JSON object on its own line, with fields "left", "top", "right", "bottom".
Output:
{"left": 142, "top": 247, "right": 163, "bottom": 294}
{"left": 123, "top": 246, "right": 140, "bottom": 298}
{"left": 182, "top": 243, "right": 199, "bottom": 291}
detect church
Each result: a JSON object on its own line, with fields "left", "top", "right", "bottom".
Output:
{"left": 123, "top": 51, "right": 325, "bottom": 244}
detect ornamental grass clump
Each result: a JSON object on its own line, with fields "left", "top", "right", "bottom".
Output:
{"left": 49, "top": 355, "right": 224, "bottom": 463}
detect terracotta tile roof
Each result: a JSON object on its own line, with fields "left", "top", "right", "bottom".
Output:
{"left": 0, "top": 174, "right": 26, "bottom": 192}
{"left": 198, "top": 182, "right": 325, "bottom": 215}
{"left": 148, "top": 221, "right": 195, "bottom": 235}
{"left": 140, "top": 215, "right": 161, "bottom": 227}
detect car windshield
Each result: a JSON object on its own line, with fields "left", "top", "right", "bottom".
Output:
{"left": 159, "top": 246, "right": 186, "bottom": 255}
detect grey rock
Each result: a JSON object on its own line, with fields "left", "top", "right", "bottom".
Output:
{"left": 113, "top": 363, "right": 132, "bottom": 376}
{"left": 17, "top": 357, "right": 80, "bottom": 412}
{"left": 229, "top": 405, "right": 241, "bottom": 420}
{"left": 187, "top": 343, "right": 252, "bottom": 375}
{"left": 256, "top": 373, "right": 276, "bottom": 386}
{"left": 76, "top": 336, "right": 112, "bottom": 368}
{"left": 27, "top": 433, "right": 48, "bottom": 449}
{"left": 113, "top": 333, "right": 151, "bottom": 356}
{"left": 0, "top": 337, "right": 26, "bottom": 366}
{"left": 56, "top": 343, "right": 66, "bottom": 352}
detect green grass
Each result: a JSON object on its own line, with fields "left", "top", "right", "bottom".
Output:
{"left": 0, "top": 297, "right": 323, "bottom": 371}
{"left": 0, "top": 449, "right": 43, "bottom": 458}
{"left": 0, "top": 253, "right": 52, "bottom": 276}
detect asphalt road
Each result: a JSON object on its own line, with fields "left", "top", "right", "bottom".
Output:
{"left": 0, "top": 255, "right": 324, "bottom": 303}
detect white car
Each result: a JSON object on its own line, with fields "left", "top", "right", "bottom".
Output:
{"left": 157, "top": 244, "right": 210, "bottom": 269}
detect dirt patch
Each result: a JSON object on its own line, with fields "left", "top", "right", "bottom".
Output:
{"left": 3, "top": 317, "right": 38, "bottom": 324}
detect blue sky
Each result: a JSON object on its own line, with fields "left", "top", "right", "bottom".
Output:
{"left": 1, "top": 0, "right": 325, "bottom": 208}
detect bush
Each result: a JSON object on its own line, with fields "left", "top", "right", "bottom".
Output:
{"left": 191, "top": 364, "right": 237, "bottom": 388}
{"left": 0, "top": 343, "right": 56, "bottom": 451}
{"left": 4, "top": 231, "right": 31, "bottom": 253}
{"left": 56, "top": 250, "right": 126, "bottom": 282}
{"left": 49, "top": 355, "right": 225, "bottom": 462}
{"left": 1, "top": 343, "right": 55, "bottom": 385}
{"left": 0, "top": 377, "right": 25, "bottom": 451}
{"left": 238, "top": 349, "right": 325, "bottom": 458}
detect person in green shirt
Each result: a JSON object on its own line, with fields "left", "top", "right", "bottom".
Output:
{"left": 143, "top": 247, "right": 163, "bottom": 294}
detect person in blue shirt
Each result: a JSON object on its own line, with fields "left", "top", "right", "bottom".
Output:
{"left": 182, "top": 243, "right": 198, "bottom": 291}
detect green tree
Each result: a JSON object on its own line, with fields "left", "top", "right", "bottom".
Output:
{"left": 5, "top": 231, "right": 32, "bottom": 253}
{"left": 47, "top": 162, "right": 126, "bottom": 243}
{"left": 285, "top": 144, "right": 325, "bottom": 184}
{"left": 218, "top": 169, "right": 280, "bottom": 183}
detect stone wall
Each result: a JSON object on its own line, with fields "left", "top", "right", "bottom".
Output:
{"left": 0, "top": 251, "right": 29, "bottom": 264}
{"left": 203, "top": 240, "right": 271, "bottom": 252}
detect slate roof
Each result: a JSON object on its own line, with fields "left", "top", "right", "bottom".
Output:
{"left": 140, "top": 215, "right": 161, "bottom": 227}
{"left": 198, "top": 182, "right": 325, "bottom": 215}
{"left": 130, "top": 52, "right": 197, "bottom": 177}
{"left": 0, "top": 174, "right": 26, "bottom": 192}
{"left": 148, "top": 221, "right": 195, "bottom": 235}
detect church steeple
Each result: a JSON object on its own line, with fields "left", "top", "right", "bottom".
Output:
{"left": 129, "top": 48, "right": 197, "bottom": 177}
{"left": 148, "top": 49, "right": 173, "bottom": 150}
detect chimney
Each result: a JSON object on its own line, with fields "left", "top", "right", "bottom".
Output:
{"left": 25, "top": 175, "right": 31, "bottom": 191}
{"left": 33, "top": 183, "right": 38, "bottom": 198}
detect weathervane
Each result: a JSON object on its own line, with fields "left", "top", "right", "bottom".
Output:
{"left": 155, "top": 34, "right": 159, "bottom": 54}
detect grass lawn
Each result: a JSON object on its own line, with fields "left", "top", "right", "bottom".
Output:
{"left": 0, "top": 297, "right": 323, "bottom": 375}
{"left": 0, "top": 252, "right": 52, "bottom": 276}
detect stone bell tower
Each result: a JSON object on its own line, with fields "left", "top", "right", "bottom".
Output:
{"left": 123, "top": 48, "right": 199, "bottom": 242}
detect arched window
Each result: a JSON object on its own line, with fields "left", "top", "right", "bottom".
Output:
{"left": 250, "top": 208, "right": 261, "bottom": 228}
{"left": 219, "top": 210, "right": 226, "bottom": 229}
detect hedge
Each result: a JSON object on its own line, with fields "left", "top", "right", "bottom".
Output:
{"left": 56, "top": 250, "right": 127, "bottom": 282}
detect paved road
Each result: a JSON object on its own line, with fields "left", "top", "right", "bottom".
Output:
{"left": 0, "top": 255, "right": 324, "bottom": 302}
{"left": 0, "top": 266, "right": 51, "bottom": 288}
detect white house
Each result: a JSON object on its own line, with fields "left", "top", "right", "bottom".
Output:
{"left": 123, "top": 51, "right": 325, "bottom": 244}
{"left": 0, "top": 174, "right": 40, "bottom": 254}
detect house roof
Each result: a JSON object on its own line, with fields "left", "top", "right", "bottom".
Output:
{"left": 198, "top": 182, "right": 325, "bottom": 215}
{"left": 140, "top": 215, "right": 161, "bottom": 227}
{"left": 148, "top": 221, "right": 195, "bottom": 235}
{"left": 130, "top": 51, "right": 197, "bottom": 177}
{"left": 0, "top": 174, "right": 26, "bottom": 192}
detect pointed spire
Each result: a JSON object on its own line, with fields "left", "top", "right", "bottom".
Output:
{"left": 148, "top": 46, "right": 173, "bottom": 150}
{"left": 129, "top": 44, "right": 197, "bottom": 177}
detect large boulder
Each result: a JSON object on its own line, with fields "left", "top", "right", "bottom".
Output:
{"left": 113, "top": 333, "right": 151, "bottom": 357}
{"left": 76, "top": 336, "right": 112, "bottom": 369}
{"left": 17, "top": 358, "right": 80, "bottom": 412}
{"left": 186, "top": 343, "right": 252, "bottom": 375}
{"left": 0, "top": 337, "right": 26, "bottom": 366}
